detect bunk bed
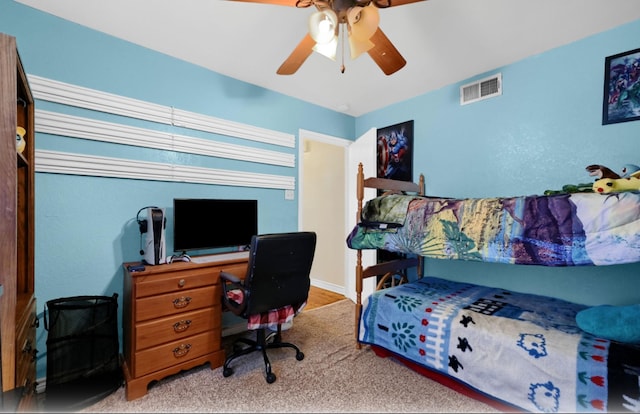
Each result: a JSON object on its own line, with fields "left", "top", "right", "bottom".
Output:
{"left": 346, "top": 163, "right": 640, "bottom": 413}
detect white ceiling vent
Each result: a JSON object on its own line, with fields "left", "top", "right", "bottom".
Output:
{"left": 460, "top": 73, "right": 502, "bottom": 105}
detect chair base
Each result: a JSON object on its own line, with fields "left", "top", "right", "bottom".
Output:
{"left": 222, "top": 327, "right": 304, "bottom": 383}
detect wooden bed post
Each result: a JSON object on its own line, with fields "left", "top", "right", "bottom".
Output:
{"left": 355, "top": 163, "right": 364, "bottom": 349}
{"left": 352, "top": 165, "right": 426, "bottom": 349}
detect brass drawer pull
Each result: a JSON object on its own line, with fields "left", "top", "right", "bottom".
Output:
{"left": 173, "top": 319, "right": 192, "bottom": 333}
{"left": 178, "top": 278, "right": 186, "bottom": 288}
{"left": 172, "top": 296, "right": 192, "bottom": 308}
{"left": 173, "top": 343, "right": 191, "bottom": 358}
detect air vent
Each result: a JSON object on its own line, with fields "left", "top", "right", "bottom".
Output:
{"left": 460, "top": 73, "right": 502, "bottom": 105}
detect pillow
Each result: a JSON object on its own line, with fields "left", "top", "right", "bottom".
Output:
{"left": 576, "top": 304, "right": 640, "bottom": 344}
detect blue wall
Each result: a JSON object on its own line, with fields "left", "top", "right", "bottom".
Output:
{"left": 2, "top": 1, "right": 354, "bottom": 379}
{"left": 2, "top": 1, "right": 639, "bottom": 380}
{"left": 356, "top": 20, "right": 640, "bottom": 309}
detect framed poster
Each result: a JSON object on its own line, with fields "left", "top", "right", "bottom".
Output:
{"left": 376, "top": 120, "right": 413, "bottom": 181}
{"left": 375, "top": 120, "right": 414, "bottom": 274}
{"left": 602, "top": 47, "right": 640, "bottom": 125}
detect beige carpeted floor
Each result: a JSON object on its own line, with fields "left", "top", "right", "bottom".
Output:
{"left": 77, "top": 299, "right": 501, "bottom": 413}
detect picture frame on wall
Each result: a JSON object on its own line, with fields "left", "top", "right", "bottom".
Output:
{"left": 376, "top": 120, "right": 413, "bottom": 181}
{"left": 602, "top": 47, "right": 640, "bottom": 125}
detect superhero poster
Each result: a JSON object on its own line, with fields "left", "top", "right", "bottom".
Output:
{"left": 603, "top": 47, "right": 640, "bottom": 125}
{"left": 377, "top": 120, "right": 413, "bottom": 181}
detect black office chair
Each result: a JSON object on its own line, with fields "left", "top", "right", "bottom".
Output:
{"left": 220, "top": 231, "right": 317, "bottom": 383}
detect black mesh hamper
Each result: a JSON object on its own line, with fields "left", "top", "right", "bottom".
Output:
{"left": 44, "top": 294, "right": 122, "bottom": 411}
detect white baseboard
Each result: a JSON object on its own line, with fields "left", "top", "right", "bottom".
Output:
{"left": 310, "top": 278, "right": 345, "bottom": 296}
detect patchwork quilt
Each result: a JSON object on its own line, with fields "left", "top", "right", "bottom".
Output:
{"left": 347, "top": 192, "right": 640, "bottom": 266}
{"left": 359, "top": 277, "right": 640, "bottom": 413}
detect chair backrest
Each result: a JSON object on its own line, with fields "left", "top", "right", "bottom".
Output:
{"left": 243, "top": 231, "right": 317, "bottom": 317}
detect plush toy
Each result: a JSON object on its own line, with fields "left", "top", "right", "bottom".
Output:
{"left": 16, "top": 126, "right": 26, "bottom": 154}
{"left": 586, "top": 163, "right": 640, "bottom": 180}
{"left": 621, "top": 163, "right": 640, "bottom": 178}
{"left": 586, "top": 164, "right": 621, "bottom": 179}
{"left": 592, "top": 174, "right": 640, "bottom": 193}
{"left": 576, "top": 304, "right": 640, "bottom": 344}
{"left": 587, "top": 164, "right": 640, "bottom": 194}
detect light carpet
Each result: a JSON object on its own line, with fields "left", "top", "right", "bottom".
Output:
{"left": 80, "top": 299, "right": 500, "bottom": 413}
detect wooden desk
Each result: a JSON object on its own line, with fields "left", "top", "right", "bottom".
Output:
{"left": 122, "top": 255, "right": 248, "bottom": 400}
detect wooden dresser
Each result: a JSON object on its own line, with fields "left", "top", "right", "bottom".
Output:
{"left": 122, "top": 255, "right": 248, "bottom": 400}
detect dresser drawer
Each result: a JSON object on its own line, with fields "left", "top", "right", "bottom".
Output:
{"left": 16, "top": 298, "right": 37, "bottom": 390}
{"left": 136, "top": 286, "right": 218, "bottom": 322}
{"left": 135, "top": 307, "right": 220, "bottom": 351}
{"left": 215, "top": 263, "right": 248, "bottom": 279}
{"left": 133, "top": 330, "right": 218, "bottom": 377}
{"left": 135, "top": 268, "right": 218, "bottom": 298}
{"left": 16, "top": 330, "right": 36, "bottom": 389}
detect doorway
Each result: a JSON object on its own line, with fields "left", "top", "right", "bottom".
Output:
{"left": 299, "top": 129, "right": 349, "bottom": 295}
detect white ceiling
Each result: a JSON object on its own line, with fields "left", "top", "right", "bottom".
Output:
{"left": 15, "top": 0, "right": 640, "bottom": 116}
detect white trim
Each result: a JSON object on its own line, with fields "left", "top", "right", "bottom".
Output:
{"left": 298, "top": 129, "right": 351, "bottom": 148}
{"left": 35, "top": 109, "right": 294, "bottom": 167}
{"left": 173, "top": 108, "right": 295, "bottom": 148}
{"left": 28, "top": 75, "right": 295, "bottom": 148}
{"left": 310, "top": 277, "right": 345, "bottom": 295}
{"left": 28, "top": 75, "right": 172, "bottom": 124}
{"left": 35, "top": 150, "right": 295, "bottom": 190}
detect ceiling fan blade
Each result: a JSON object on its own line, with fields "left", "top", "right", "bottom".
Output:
{"left": 367, "top": 28, "right": 406, "bottom": 75}
{"left": 277, "top": 33, "right": 316, "bottom": 75}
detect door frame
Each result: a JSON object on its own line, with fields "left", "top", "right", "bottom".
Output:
{"left": 298, "top": 128, "right": 350, "bottom": 294}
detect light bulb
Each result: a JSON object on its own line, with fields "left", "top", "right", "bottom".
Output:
{"left": 309, "top": 10, "right": 338, "bottom": 44}
{"left": 318, "top": 17, "right": 332, "bottom": 34}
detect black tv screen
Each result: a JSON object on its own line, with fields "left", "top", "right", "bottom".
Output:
{"left": 173, "top": 198, "right": 258, "bottom": 253}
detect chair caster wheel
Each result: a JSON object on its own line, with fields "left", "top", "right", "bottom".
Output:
{"left": 296, "top": 351, "right": 304, "bottom": 361}
{"left": 266, "top": 372, "right": 276, "bottom": 384}
{"left": 223, "top": 367, "right": 233, "bottom": 377}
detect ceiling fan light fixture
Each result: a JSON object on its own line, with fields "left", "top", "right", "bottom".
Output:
{"left": 309, "top": 10, "right": 338, "bottom": 44}
{"left": 312, "top": 36, "right": 338, "bottom": 60}
{"left": 348, "top": 36, "right": 374, "bottom": 60}
{"left": 348, "top": 4, "right": 379, "bottom": 40}
{"left": 347, "top": 5, "right": 379, "bottom": 59}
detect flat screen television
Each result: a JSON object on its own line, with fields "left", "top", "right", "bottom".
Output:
{"left": 173, "top": 198, "right": 258, "bottom": 253}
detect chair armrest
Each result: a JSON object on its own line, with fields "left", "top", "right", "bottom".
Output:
{"left": 220, "top": 271, "right": 241, "bottom": 284}
{"left": 220, "top": 271, "right": 247, "bottom": 316}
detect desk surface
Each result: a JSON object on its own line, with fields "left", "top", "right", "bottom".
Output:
{"left": 124, "top": 252, "right": 249, "bottom": 276}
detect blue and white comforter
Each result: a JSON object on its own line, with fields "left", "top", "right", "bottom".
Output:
{"left": 359, "top": 277, "right": 640, "bottom": 412}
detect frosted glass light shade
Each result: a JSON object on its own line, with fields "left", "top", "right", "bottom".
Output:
{"left": 312, "top": 36, "right": 338, "bottom": 60}
{"left": 347, "top": 5, "right": 379, "bottom": 59}
{"left": 309, "top": 10, "right": 338, "bottom": 44}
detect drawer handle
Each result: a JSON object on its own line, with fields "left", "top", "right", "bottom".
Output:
{"left": 178, "top": 278, "right": 186, "bottom": 288}
{"left": 173, "top": 296, "right": 192, "bottom": 308}
{"left": 173, "top": 343, "right": 191, "bottom": 358}
{"left": 173, "top": 319, "right": 192, "bottom": 333}
{"left": 31, "top": 316, "right": 39, "bottom": 328}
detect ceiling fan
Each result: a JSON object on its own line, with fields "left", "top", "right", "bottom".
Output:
{"left": 231, "top": 0, "right": 425, "bottom": 75}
